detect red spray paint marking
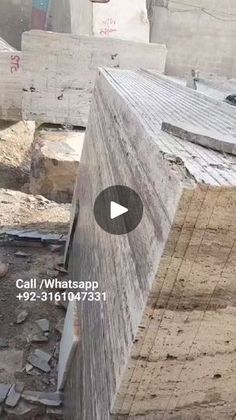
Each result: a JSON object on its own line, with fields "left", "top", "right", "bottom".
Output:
{"left": 100, "top": 18, "right": 117, "bottom": 37}
{"left": 10, "top": 55, "right": 20, "bottom": 74}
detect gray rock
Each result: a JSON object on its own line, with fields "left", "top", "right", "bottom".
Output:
{"left": 0, "top": 338, "right": 9, "bottom": 349}
{"left": 5, "top": 383, "right": 24, "bottom": 408}
{"left": 0, "top": 262, "right": 9, "bottom": 279}
{"left": 4, "top": 399, "right": 45, "bottom": 418}
{"left": 35, "top": 318, "right": 50, "bottom": 333}
{"left": 25, "top": 364, "right": 33, "bottom": 374}
{"left": 55, "top": 318, "right": 64, "bottom": 335}
{"left": 47, "top": 407, "right": 63, "bottom": 418}
{"left": 15, "top": 251, "right": 31, "bottom": 258}
{"left": 0, "top": 383, "right": 11, "bottom": 403}
{"left": 34, "top": 349, "right": 51, "bottom": 363}
{"left": 22, "top": 391, "right": 62, "bottom": 407}
{"left": 30, "top": 334, "right": 48, "bottom": 343}
{"left": 27, "top": 349, "right": 52, "bottom": 373}
{"left": 49, "top": 245, "right": 62, "bottom": 253}
{"left": 16, "top": 310, "right": 28, "bottom": 324}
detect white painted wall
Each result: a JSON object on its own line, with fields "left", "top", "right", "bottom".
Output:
{"left": 70, "top": 0, "right": 149, "bottom": 43}
{"left": 93, "top": 0, "right": 149, "bottom": 43}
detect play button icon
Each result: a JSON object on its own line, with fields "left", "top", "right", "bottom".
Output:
{"left": 110, "top": 201, "right": 128, "bottom": 220}
{"left": 94, "top": 185, "right": 143, "bottom": 235}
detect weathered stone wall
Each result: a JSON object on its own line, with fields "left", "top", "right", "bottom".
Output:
{"left": 149, "top": 0, "right": 236, "bottom": 78}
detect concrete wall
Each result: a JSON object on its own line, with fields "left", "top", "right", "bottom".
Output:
{"left": 0, "top": 0, "right": 31, "bottom": 50}
{"left": 70, "top": 0, "right": 149, "bottom": 43}
{"left": 149, "top": 0, "right": 236, "bottom": 78}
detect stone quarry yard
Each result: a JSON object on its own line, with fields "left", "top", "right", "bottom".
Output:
{"left": 0, "top": 120, "right": 72, "bottom": 418}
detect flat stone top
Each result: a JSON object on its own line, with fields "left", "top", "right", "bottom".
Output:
{"left": 101, "top": 69, "right": 236, "bottom": 186}
{"left": 38, "top": 131, "right": 85, "bottom": 162}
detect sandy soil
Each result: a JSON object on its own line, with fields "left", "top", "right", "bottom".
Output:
{"left": 0, "top": 120, "right": 35, "bottom": 190}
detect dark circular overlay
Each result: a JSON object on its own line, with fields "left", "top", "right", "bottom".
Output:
{"left": 94, "top": 185, "right": 143, "bottom": 235}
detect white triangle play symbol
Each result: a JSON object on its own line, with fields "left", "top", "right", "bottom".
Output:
{"left": 110, "top": 201, "right": 128, "bottom": 220}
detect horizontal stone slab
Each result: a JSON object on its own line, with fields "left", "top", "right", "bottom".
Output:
{"left": 22, "top": 30, "right": 167, "bottom": 126}
{"left": 161, "top": 121, "right": 236, "bottom": 156}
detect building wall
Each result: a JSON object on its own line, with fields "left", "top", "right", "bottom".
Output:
{"left": 148, "top": 0, "right": 236, "bottom": 78}
{"left": 70, "top": 0, "right": 149, "bottom": 43}
{"left": 93, "top": 0, "right": 149, "bottom": 43}
{"left": 48, "top": 0, "right": 71, "bottom": 33}
{"left": 0, "top": 0, "right": 32, "bottom": 49}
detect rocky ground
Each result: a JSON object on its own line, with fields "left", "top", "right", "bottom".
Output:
{"left": 0, "top": 120, "right": 72, "bottom": 418}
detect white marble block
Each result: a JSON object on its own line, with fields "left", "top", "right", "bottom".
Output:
{"left": 22, "top": 30, "right": 167, "bottom": 126}
{"left": 0, "top": 38, "right": 22, "bottom": 121}
{"left": 64, "top": 70, "right": 236, "bottom": 419}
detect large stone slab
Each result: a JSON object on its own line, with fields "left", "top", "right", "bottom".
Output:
{"left": 22, "top": 30, "right": 167, "bottom": 126}
{"left": 30, "top": 125, "right": 84, "bottom": 203}
{"left": 63, "top": 70, "right": 236, "bottom": 419}
{"left": 0, "top": 38, "right": 22, "bottom": 121}
{"left": 161, "top": 121, "right": 236, "bottom": 156}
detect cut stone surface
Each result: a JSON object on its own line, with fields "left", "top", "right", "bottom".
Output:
{"left": 22, "top": 30, "right": 167, "bottom": 126}
{"left": 5, "top": 383, "right": 24, "bottom": 408}
{"left": 57, "top": 301, "right": 79, "bottom": 391}
{"left": 0, "top": 383, "right": 11, "bottom": 404}
{"left": 161, "top": 121, "right": 236, "bottom": 156}
{"left": 64, "top": 69, "right": 236, "bottom": 419}
{"left": 0, "top": 38, "right": 22, "bottom": 121}
{"left": 30, "top": 126, "right": 85, "bottom": 203}
{"left": 22, "top": 391, "right": 62, "bottom": 407}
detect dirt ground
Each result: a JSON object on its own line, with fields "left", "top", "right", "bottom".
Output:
{"left": 0, "top": 244, "right": 68, "bottom": 391}
{"left": 0, "top": 119, "right": 72, "bottom": 417}
{"left": 0, "top": 189, "right": 70, "bottom": 234}
{"left": 0, "top": 120, "right": 35, "bottom": 190}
